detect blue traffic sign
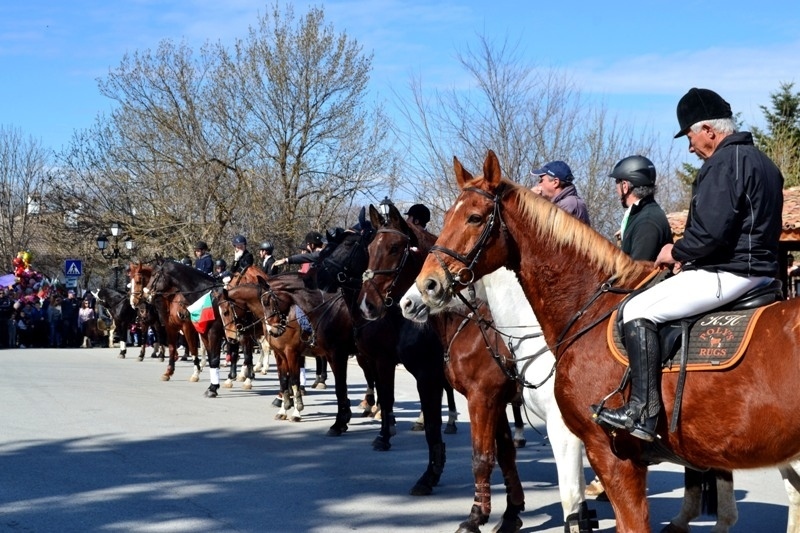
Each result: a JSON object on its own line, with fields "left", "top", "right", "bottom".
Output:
{"left": 65, "top": 259, "right": 82, "bottom": 277}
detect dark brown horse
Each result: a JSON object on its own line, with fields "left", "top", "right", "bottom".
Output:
{"left": 234, "top": 272, "right": 360, "bottom": 436}
{"left": 415, "top": 150, "right": 800, "bottom": 533}
{"left": 364, "top": 204, "right": 597, "bottom": 531}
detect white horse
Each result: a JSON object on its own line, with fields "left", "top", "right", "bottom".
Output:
{"left": 401, "top": 267, "right": 593, "bottom": 530}
{"left": 402, "top": 267, "right": 738, "bottom": 533}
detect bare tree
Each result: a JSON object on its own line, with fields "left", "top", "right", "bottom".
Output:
{"left": 50, "top": 3, "right": 396, "bottom": 265}
{"left": 0, "top": 126, "right": 51, "bottom": 269}
{"left": 392, "top": 33, "right": 685, "bottom": 238}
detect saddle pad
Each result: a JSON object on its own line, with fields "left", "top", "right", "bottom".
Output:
{"left": 608, "top": 307, "right": 768, "bottom": 372}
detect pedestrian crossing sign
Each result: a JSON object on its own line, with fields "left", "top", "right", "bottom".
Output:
{"left": 65, "top": 259, "right": 82, "bottom": 277}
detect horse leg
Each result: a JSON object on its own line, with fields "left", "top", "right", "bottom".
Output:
{"left": 780, "top": 461, "right": 800, "bottom": 533}
{"left": 491, "top": 410, "right": 525, "bottom": 533}
{"left": 240, "top": 338, "right": 254, "bottom": 390}
{"left": 161, "top": 332, "right": 178, "bottom": 381}
{"left": 118, "top": 338, "right": 127, "bottom": 359}
{"left": 587, "top": 444, "right": 649, "bottom": 533}
{"left": 276, "top": 374, "right": 290, "bottom": 420}
{"left": 455, "top": 390, "right": 504, "bottom": 532}
{"left": 409, "top": 375, "right": 446, "bottom": 496}
{"left": 326, "top": 353, "right": 352, "bottom": 437}
{"left": 661, "top": 469, "right": 736, "bottom": 533}
{"left": 223, "top": 342, "right": 239, "bottom": 388}
{"left": 511, "top": 398, "right": 526, "bottom": 448}
{"left": 138, "top": 343, "right": 145, "bottom": 362}
{"left": 444, "top": 383, "right": 458, "bottom": 434}
{"left": 372, "top": 358, "right": 397, "bottom": 450}
{"left": 546, "top": 407, "right": 595, "bottom": 531}
{"left": 411, "top": 411, "right": 425, "bottom": 431}
{"left": 185, "top": 328, "right": 200, "bottom": 383}
{"left": 259, "top": 338, "right": 271, "bottom": 375}
{"left": 202, "top": 325, "right": 222, "bottom": 398}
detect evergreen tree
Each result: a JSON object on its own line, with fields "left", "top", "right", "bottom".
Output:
{"left": 752, "top": 82, "right": 800, "bottom": 187}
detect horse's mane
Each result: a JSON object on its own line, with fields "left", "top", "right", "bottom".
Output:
{"left": 496, "top": 178, "right": 648, "bottom": 286}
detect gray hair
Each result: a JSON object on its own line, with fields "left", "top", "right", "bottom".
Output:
{"left": 631, "top": 184, "right": 656, "bottom": 199}
{"left": 690, "top": 117, "right": 737, "bottom": 136}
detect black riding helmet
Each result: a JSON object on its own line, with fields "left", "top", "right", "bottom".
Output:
{"left": 214, "top": 258, "right": 227, "bottom": 269}
{"left": 259, "top": 241, "right": 274, "bottom": 253}
{"left": 608, "top": 155, "right": 656, "bottom": 187}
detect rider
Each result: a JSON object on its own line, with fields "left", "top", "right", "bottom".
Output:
{"left": 213, "top": 258, "right": 231, "bottom": 281}
{"left": 258, "top": 241, "right": 279, "bottom": 275}
{"left": 230, "top": 235, "right": 255, "bottom": 275}
{"left": 531, "top": 160, "right": 591, "bottom": 225}
{"left": 193, "top": 241, "right": 214, "bottom": 276}
{"left": 404, "top": 204, "right": 431, "bottom": 229}
{"left": 609, "top": 155, "right": 672, "bottom": 261}
{"left": 594, "top": 88, "right": 784, "bottom": 442}
{"left": 274, "top": 231, "right": 328, "bottom": 389}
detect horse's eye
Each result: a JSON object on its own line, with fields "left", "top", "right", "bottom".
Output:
{"left": 389, "top": 244, "right": 400, "bottom": 255}
{"left": 468, "top": 214, "right": 482, "bottom": 224}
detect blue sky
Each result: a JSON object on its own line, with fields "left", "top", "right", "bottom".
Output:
{"left": 2, "top": 0, "right": 799, "bottom": 152}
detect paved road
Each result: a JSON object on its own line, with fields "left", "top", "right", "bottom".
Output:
{"left": 0, "top": 347, "right": 790, "bottom": 532}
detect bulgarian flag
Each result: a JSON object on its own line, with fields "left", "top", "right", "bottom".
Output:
{"left": 188, "top": 291, "right": 215, "bottom": 334}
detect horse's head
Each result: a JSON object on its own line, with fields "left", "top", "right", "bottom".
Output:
{"left": 129, "top": 262, "right": 153, "bottom": 307}
{"left": 217, "top": 287, "right": 248, "bottom": 343}
{"left": 358, "top": 203, "right": 427, "bottom": 320}
{"left": 417, "top": 150, "right": 515, "bottom": 313}
{"left": 317, "top": 214, "right": 374, "bottom": 293}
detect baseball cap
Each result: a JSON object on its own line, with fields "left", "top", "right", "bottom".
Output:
{"left": 531, "top": 161, "right": 573, "bottom": 182}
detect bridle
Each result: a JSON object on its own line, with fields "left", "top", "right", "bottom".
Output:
{"left": 218, "top": 295, "right": 262, "bottom": 341}
{"left": 361, "top": 227, "right": 413, "bottom": 311}
{"left": 429, "top": 185, "right": 507, "bottom": 292}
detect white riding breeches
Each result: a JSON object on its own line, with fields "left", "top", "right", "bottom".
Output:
{"left": 622, "top": 269, "right": 773, "bottom": 324}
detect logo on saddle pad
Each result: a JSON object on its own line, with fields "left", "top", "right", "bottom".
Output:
{"left": 608, "top": 308, "right": 769, "bottom": 372}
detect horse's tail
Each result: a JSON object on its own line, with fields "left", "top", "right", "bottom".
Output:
{"left": 687, "top": 469, "right": 719, "bottom": 516}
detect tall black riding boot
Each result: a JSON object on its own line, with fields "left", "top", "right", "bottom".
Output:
{"left": 595, "top": 318, "right": 661, "bottom": 441}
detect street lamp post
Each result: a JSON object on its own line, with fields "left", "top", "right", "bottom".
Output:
{"left": 379, "top": 196, "right": 394, "bottom": 217}
{"left": 96, "top": 222, "right": 135, "bottom": 289}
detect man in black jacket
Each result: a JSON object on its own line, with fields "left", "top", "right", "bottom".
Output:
{"left": 609, "top": 155, "right": 672, "bottom": 261}
{"left": 230, "top": 235, "right": 254, "bottom": 275}
{"left": 595, "top": 88, "right": 784, "bottom": 441}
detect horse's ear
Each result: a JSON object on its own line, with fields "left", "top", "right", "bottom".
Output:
{"left": 454, "top": 156, "right": 474, "bottom": 189}
{"left": 483, "top": 149, "right": 502, "bottom": 188}
{"left": 369, "top": 204, "right": 384, "bottom": 228}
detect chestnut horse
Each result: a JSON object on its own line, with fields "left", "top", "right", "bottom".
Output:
{"left": 129, "top": 262, "right": 203, "bottom": 381}
{"left": 415, "top": 150, "right": 800, "bottom": 533}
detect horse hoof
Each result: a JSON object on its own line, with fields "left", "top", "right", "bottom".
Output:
{"left": 326, "top": 425, "right": 347, "bottom": 437}
{"left": 222, "top": 380, "right": 233, "bottom": 389}
{"left": 180, "top": 356, "right": 188, "bottom": 362}
{"left": 254, "top": 364, "right": 263, "bottom": 372}
{"left": 492, "top": 516, "right": 522, "bottom": 533}
{"left": 444, "top": 422, "right": 457, "bottom": 434}
{"left": 189, "top": 375, "right": 199, "bottom": 383}
{"left": 410, "top": 421, "right": 425, "bottom": 431}
{"left": 456, "top": 521, "right": 482, "bottom": 533}
{"left": 372, "top": 437, "right": 391, "bottom": 451}
{"left": 290, "top": 416, "right": 301, "bottom": 422}
{"left": 204, "top": 389, "right": 218, "bottom": 399}
{"left": 513, "top": 438, "right": 526, "bottom": 448}
{"left": 409, "top": 482, "right": 433, "bottom": 496}
{"left": 236, "top": 375, "right": 245, "bottom": 382}
{"left": 161, "top": 374, "right": 171, "bottom": 382}
{"left": 275, "top": 413, "right": 287, "bottom": 421}
{"left": 242, "top": 380, "right": 252, "bottom": 390}
{"left": 138, "top": 357, "right": 144, "bottom": 362}
{"left": 260, "top": 369, "right": 268, "bottom": 376}
{"left": 117, "top": 354, "right": 125, "bottom": 359}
